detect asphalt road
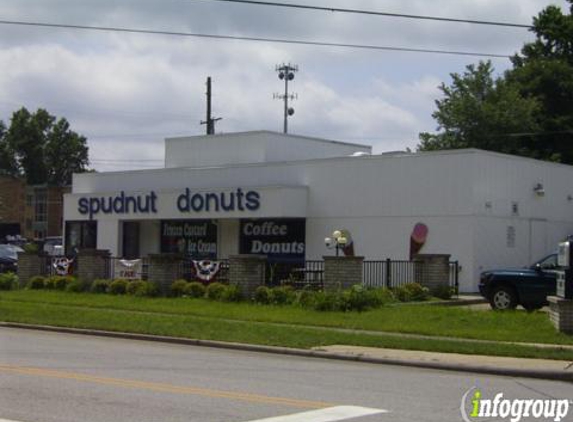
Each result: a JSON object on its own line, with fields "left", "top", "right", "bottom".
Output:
{"left": 0, "top": 327, "right": 570, "bottom": 422}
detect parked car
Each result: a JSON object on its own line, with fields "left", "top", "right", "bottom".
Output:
{"left": 0, "top": 244, "right": 24, "bottom": 273}
{"left": 479, "top": 254, "right": 558, "bottom": 311}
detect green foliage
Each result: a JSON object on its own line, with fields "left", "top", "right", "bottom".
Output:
{"left": 108, "top": 279, "right": 129, "bottom": 295}
{"left": 431, "top": 285, "right": 454, "bottom": 300}
{"left": 419, "top": 3, "right": 573, "bottom": 165}
{"left": 393, "top": 283, "right": 429, "bottom": 302}
{"left": 45, "top": 276, "right": 74, "bottom": 291}
{"left": 0, "top": 272, "right": 18, "bottom": 290}
{"left": 91, "top": 279, "right": 110, "bottom": 294}
{"left": 253, "top": 286, "right": 272, "bottom": 304}
{"left": 0, "top": 107, "right": 89, "bottom": 185}
{"left": 170, "top": 279, "right": 189, "bottom": 297}
{"left": 418, "top": 61, "right": 540, "bottom": 156}
{"left": 294, "top": 287, "right": 316, "bottom": 308}
{"left": 185, "top": 282, "right": 207, "bottom": 299}
{"left": 27, "top": 276, "right": 46, "bottom": 290}
{"left": 205, "top": 282, "right": 226, "bottom": 301}
{"left": 66, "top": 278, "right": 88, "bottom": 293}
{"left": 270, "top": 286, "right": 296, "bottom": 305}
{"left": 23, "top": 243, "right": 39, "bottom": 254}
{"left": 221, "top": 285, "right": 244, "bottom": 302}
{"left": 126, "top": 280, "right": 159, "bottom": 297}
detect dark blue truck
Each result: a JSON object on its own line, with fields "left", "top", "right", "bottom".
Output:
{"left": 479, "top": 254, "right": 558, "bottom": 311}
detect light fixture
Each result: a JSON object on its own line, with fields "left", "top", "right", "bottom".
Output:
{"left": 533, "top": 183, "right": 545, "bottom": 197}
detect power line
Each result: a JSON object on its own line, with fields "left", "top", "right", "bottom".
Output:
{"left": 0, "top": 19, "right": 511, "bottom": 58}
{"left": 190, "top": 0, "right": 533, "bottom": 29}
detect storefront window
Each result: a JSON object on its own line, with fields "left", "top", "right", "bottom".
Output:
{"left": 160, "top": 220, "right": 217, "bottom": 259}
{"left": 65, "top": 221, "right": 97, "bottom": 255}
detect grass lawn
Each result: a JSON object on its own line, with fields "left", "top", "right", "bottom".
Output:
{"left": 1, "top": 290, "right": 572, "bottom": 360}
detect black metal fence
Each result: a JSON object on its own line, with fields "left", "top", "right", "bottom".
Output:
{"left": 265, "top": 260, "right": 324, "bottom": 289}
{"left": 37, "top": 255, "right": 459, "bottom": 293}
{"left": 362, "top": 259, "right": 459, "bottom": 292}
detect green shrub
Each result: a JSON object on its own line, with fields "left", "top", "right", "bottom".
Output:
{"left": 170, "top": 279, "right": 189, "bottom": 297}
{"left": 108, "top": 279, "right": 129, "bottom": 295}
{"left": 27, "top": 276, "right": 46, "bottom": 290}
{"left": 270, "top": 286, "right": 296, "bottom": 305}
{"left": 294, "top": 288, "right": 316, "bottom": 308}
{"left": 221, "top": 284, "right": 244, "bottom": 302}
{"left": 341, "top": 285, "right": 382, "bottom": 312}
{"left": 431, "top": 285, "right": 454, "bottom": 300}
{"left": 394, "top": 283, "right": 429, "bottom": 302}
{"left": 205, "top": 282, "right": 226, "bottom": 300}
{"left": 0, "top": 272, "right": 18, "bottom": 290}
{"left": 253, "top": 286, "right": 272, "bottom": 304}
{"left": 371, "top": 288, "right": 396, "bottom": 304}
{"left": 312, "top": 290, "right": 344, "bottom": 312}
{"left": 185, "top": 281, "right": 206, "bottom": 298}
{"left": 45, "top": 276, "right": 73, "bottom": 291}
{"left": 91, "top": 279, "right": 111, "bottom": 294}
{"left": 66, "top": 278, "right": 87, "bottom": 293}
{"left": 23, "top": 243, "right": 38, "bottom": 254}
{"left": 126, "top": 280, "right": 159, "bottom": 297}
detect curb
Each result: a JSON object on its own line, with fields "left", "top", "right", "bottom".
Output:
{"left": 2, "top": 322, "right": 572, "bottom": 382}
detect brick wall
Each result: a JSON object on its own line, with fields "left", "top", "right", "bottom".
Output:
{"left": 548, "top": 296, "right": 573, "bottom": 334}
{"left": 414, "top": 254, "right": 450, "bottom": 291}
{"left": 323, "top": 256, "right": 364, "bottom": 290}
{"left": 229, "top": 255, "right": 266, "bottom": 299}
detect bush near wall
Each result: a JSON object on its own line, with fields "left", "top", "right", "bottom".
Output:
{"left": 0, "top": 272, "right": 18, "bottom": 290}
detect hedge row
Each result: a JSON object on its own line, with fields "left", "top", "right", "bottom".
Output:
{"left": 170, "top": 279, "right": 435, "bottom": 312}
{"left": 25, "top": 275, "right": 159, "bottom": 297}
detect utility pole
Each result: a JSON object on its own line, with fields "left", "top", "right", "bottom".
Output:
{"left": 274, "top": 63, "right": 298, "bottom": 134}
{"left": 200, "top": 76, "right": 221, "bottom": 135}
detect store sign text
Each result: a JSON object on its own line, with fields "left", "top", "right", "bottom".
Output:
{"left": 77, "top": 188, "right": 261, "bottom": 220}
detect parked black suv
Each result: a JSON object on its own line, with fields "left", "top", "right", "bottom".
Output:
{"left": 479, "top": 254, "right": 557, "bottom": 311}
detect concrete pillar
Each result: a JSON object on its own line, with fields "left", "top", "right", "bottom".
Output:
{"left": 548, "top": 296, "right": 573, "bottom": 334}
{"left": 228, "top": 255, "right": 266, "bottom": 299}
{"left": 76, "top": 249, "right": 111, "bottom": 285}
{"left": 17, "top": 252, "right": 48, "bottom": 287}
{"left": 147, "top": 254, "right": 183, "bottom": 296}
{"left": 414, "top": 254, "right": 450, "bottom": 290}
{"left": 323, "top": 256, "right": 364, "bottom": 290}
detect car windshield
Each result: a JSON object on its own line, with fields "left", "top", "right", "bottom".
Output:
{"left": 0, "top": 244, "right": 23, "bottom": 260}
{"left": 532, "top": 253, "right": 558, "bottom": 269}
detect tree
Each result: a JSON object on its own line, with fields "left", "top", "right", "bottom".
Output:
{"left": 418, "top": 61, "right": 540, "bottom": 156}
{"left": 419, "top": 1, "right": 573, "bottom": 163}
{"left": 0, "top": 107, "right": 89, "bottom": 185}
{"left": 507, "top": 0, "right": 573, "bottom": 163}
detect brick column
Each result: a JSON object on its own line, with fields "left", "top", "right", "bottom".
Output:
{"left": 147, "top": 254, "right": 183, "bottom": 296}
{"left": 76, "top": 249, "right": 111, "bottom": 286}
{"left": 17, "top": 252, "right": 48, "bottom": 288}
{"left": 323, "top": 256, "right": 364, "bottom": 290}
{"left": 548, "top": 296, "right": 573, "bottom": 334}
{"left": 229, "top": 255, "right": 266, "bottom": 299}
{"left": 414, "top": 254, "right": 450, "bottom": 290}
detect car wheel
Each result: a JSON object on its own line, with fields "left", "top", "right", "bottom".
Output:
{"left": 490, "top": 285, "right": 518, "bottom": 310}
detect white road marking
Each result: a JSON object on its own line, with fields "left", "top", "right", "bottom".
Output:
{"left": 244, "top": 406, "right": 388, "bottom": 422}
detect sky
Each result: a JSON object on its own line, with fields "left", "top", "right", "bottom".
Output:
{"left": 0, "top": 0, "right": 569, "bottom": 171}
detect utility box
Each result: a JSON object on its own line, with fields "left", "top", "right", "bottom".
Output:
{"left": 556, "top": 241, "right": 573, "bottom": 299}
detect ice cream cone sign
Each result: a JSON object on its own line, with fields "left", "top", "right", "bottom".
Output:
{"left": 410, "top": 223, "right": 428, "bottom": 259}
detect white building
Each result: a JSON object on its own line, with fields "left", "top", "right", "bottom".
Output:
{"left": 63, "top": 131, "right": 573, "bottom": 292}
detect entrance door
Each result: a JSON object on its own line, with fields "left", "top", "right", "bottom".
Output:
{"left": 123, "top": 222, "right": 140, "bottom": 259}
